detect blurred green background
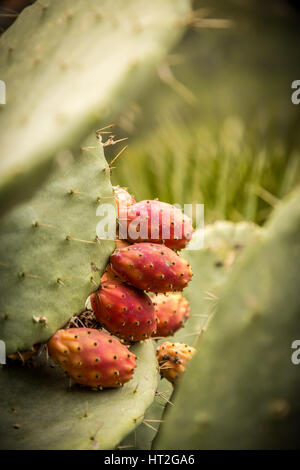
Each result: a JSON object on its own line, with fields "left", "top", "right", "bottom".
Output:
{"left": 103, "top": 0, "right": 300, "bottom": 225}
{"left": 1, "top": 0, "right": 299, "bottom": 224}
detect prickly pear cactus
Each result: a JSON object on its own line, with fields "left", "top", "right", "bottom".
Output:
{"left": 0, "top": 340, "right": 157, "bottom": 450}
{"left": 121, "top": 221, "right": 262, "bottom": 449}
{"left": 0, "top": 0, "right": 190, "bottom": 215}
{"left": 0, "top": 138, "right": 115, "bottom": 355}
{"left": 154, "top": 189, "right": 300, "bottom": 449}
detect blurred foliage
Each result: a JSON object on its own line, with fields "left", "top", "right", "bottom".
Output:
{"left": 108, "top": 0, "right": 300, "bottom": 224}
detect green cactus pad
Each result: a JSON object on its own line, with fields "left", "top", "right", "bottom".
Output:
{"left": 176, "top": 221, "right": 263, "bottom": 342}
{"left": 0, "top": 0, "right": 190, "bottom": 215}
{"left": 0, "top": 340, "right": 157, "bottom": 450}
{"left": 154, "top": 189, "right": 300, "bottom": 449}
{"left": 0, "top": 138, "right": 115, "bottom": 355}
{"left": 121, "top": 221, "right": 262, "bottom": 449}
{"left": 119, "top": 377, "right": 172, "bottom": 450}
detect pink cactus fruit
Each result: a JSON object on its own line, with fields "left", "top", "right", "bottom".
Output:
{"left": 110, "top": 243, "right": 193, "bottom": 293}
{"left": 101, "top": 239, "right": 131, "bottom": 282}
{"left": 90, "top": 281, "right": 157, "bottom": 342}
{"left": 120, "top": 200, "right": 193, "bottom": 250}
{"left": 152, "top": 293, "right": 190, "bottom": 337}
{"left": 48, "top": 328, "right": 136, "bottom": 388}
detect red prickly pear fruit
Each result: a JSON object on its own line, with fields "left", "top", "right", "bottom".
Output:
{"left": 90, "top": 281, "right": 157, "bottom": 342}
{"left": 110, "top": 243, "right": 193, "bottom": 293}
{"left": 120, "top": 200, "right": 193, "bottom": 250}
{"left": 113, "top": 185, "right": 135, "bottom": 218}
{"left": 101, "top": 240, "right": 131, "bottom": 282}
{"left": 156, "top": 341, "right": 196, "bottom": 384}
{"left": 48, "top": 328, "right": 136, "bottom": 388}
{"left": 152, "top": 293, "right": 190, "bottom": 337}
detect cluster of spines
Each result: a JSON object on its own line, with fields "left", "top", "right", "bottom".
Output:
{"left": 156, "top": 341, "right": 196, "bottom": 384}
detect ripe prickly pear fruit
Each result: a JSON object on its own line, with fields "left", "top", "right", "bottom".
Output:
{"left": 113, "top": 185, "right": 135, "bottom": 219}
{"left": 152, "top": 293, "right": 190, "bottom": 337}
{"left": 156, "top": 341, "right": 196, "bottom": 384}
{"left": 48, "top": 328, "right": 136, "bottom": 389}
{"left": 110, "top": 243, "right": 193, "bottom": 293}
{"left": 90, "top": 281, "right": 157, "bottom": 342}
{"left": 120, "top": 200, "right": 193, "bottom": 250}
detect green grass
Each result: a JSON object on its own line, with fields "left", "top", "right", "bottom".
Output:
{"left": 109, "top": 0, "right": 300, "bottom": 225}
{"left": 111, "top": 115, "right": 299, "bottom": 225}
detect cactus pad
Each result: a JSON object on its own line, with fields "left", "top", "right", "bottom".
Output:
{"left": 0, "top": 138, "right": 115, "bottom": 355}
{"left": 175, "top": 221, "right": 263, "bottom": 342}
